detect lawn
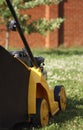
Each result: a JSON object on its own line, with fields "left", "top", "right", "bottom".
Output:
{"left": 32, "top": 47, "right": 83, "bottom": 130}
{"left": 8, "top": 47, "right": 83, "bottom": 130}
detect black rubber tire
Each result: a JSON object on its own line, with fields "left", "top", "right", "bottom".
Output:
{"left": 54, "top": 85, "right": 66, "bottom": 111}
{"left": 31, "top": 98, "right": 49, "bottom": 127}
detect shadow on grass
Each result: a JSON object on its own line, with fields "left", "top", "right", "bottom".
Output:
{"left": 51, "top": 97, "right": 83, "bottom": 124}
{"left": 39, "top": 49, "right": 83, "bottom": 56}
{"left": 9, "top": 98, "right": 83, "bottom": 130}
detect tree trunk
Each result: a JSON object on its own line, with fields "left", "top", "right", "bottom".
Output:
{"left": 5, "top": 29, "right": 9, "bottom": 49}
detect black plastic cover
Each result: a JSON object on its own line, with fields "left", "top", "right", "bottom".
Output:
{"left": 0, "top": 46, "right": 30, "bottom": 128}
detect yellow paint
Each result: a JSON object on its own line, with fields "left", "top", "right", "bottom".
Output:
{"left": 40, "top": 99, "right": 49, "bottom": 127}
{"left": 60, "top": 87, "right": 66, "bottom": 111}
{"left": 28, "top": 67, "right": 59, "bottom": 115}
{"left": 17, "top": 58, "right": 65, "bottom": 117}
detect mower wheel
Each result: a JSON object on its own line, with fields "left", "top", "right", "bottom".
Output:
{"left": 54, "top": 85, "right": 66, "bottom": 111}
{"left": 31, "top": 98, "right": 49, "bottom": 127}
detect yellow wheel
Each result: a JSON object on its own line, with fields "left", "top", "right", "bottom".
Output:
{"left": 31, "top": 98, "right": 49, "bottom": 127}
{"left": 40, "top": 99, "right": 49, "bottom": 127}
{"left": 54, "top": 85, "right": 66, "bottom": 111}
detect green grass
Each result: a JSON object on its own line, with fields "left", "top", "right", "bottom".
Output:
{"left": 8, "top": 47, "right": 83, "bottom": 130}
{"left": 32, "top": 47, "right": 83, "bottom": 130}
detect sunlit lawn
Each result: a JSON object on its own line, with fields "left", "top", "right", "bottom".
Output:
{"left": 32, "top": 47, "right": 83, "bottom": 130}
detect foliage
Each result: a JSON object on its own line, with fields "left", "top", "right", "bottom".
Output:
{"left": 0, "top": 0, "right": 64, "bottom": 34}
{"left": 19, "top": 0, "right": 62, "bottom": 9}
{"left": 23, "top": 18, "right": 64, "bottom": 35}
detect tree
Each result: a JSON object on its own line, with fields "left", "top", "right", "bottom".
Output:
{"left": 0, "top": 0, "right": 64, "bottom": 48}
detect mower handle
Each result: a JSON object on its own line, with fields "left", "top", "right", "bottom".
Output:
{"left": 6, "top": 0, "right": 38, "bottom": 68}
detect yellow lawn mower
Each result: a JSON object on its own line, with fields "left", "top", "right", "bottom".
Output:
{"left": 0, "top": 0, "right": 66, "bottom": 129}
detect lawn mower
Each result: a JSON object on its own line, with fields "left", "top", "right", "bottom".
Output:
{"left": 0, "top": 0, "right": 66, "bottom": 129}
